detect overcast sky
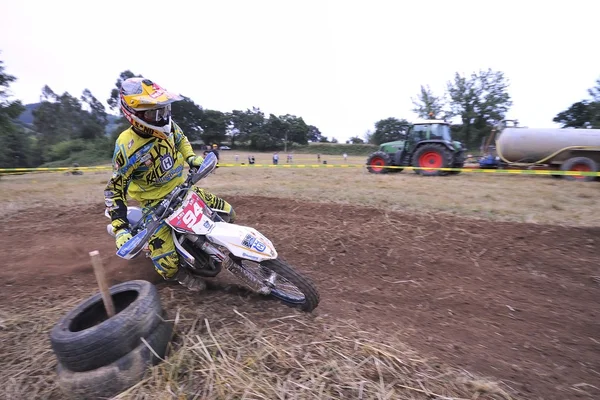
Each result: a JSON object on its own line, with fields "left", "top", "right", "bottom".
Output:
{"left": 1, "top": 0, "right": 598, "bottom": 141}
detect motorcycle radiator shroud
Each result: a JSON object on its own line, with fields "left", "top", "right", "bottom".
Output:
{"left": 165, "top": 189, "right": 278, "bottom": 263}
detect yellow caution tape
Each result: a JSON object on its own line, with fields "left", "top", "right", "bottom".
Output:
{"left": 0, "top": 166, "right": 113, "bottom": 172}
{"left": 1, "top": 164, "right": 599, "bottom": 177}
{"left": 219, "top": 164, "right": 600, "bottom": 176}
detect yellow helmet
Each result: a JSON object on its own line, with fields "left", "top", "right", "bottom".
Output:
{"left": 120, "top": 78, "right": 182, "bottom": 140}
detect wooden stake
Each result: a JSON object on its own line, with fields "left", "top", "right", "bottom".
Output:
{"left": 89, "top": 250, "right": 115, "bottom": 318}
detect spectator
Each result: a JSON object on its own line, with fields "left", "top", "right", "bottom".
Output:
{"left": 210, "top": 144, "right": 220, "bottom": 161}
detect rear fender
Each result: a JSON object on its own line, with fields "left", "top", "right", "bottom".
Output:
{"left": 414, "top": 140, "right": 455, "bottom": 153}
{"left": 206, "top": 222, "right": 278, "bottom": 263}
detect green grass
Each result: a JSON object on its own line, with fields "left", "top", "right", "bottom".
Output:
{"left": 200, "top": 142, "right": 379, "bottom": 156}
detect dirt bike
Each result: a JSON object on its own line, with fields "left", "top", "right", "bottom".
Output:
{"left": 104, "top": 152, "right": 320, "bottom": 312}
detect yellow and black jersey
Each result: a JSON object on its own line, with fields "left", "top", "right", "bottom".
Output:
{"left": 104, "top": 121, "right": 198, "bottom": 230}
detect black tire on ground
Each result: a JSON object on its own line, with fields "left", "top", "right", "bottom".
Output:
{"left": 366, "top": 151, "right": 393, "bottom": 174}
{"left": 448, "top": 151, "right": 465, "bottom": 175}
{"left": 411, "top": 143, "right": 453, "bottom": 176}
{"left": 50, "top": 280, "right": 164, "bottom": 373}
{"left": 447, "top": 161, "right": 464, "bottom": 175}
{"left": 388, "top": 165, "right": 404, "bottom": 173}
{"left": 262, "top": 258, "right": 321, "bottom": 312}
{"left": 56, "top": 317, "right": 174, "bottom": 400}
{"left": 560, "top": 157, "right": 598, "bottom": 182}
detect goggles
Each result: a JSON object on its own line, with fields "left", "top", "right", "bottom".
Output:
{"left": 142, "top": 104, "right": 172, "bottom": 123}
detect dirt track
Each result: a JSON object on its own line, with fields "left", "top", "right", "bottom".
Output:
{"left": 1, "top": 195, "right": 599, "bottom": 400}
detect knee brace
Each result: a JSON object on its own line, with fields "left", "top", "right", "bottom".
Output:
{"left": 151, "top": 251, "right": 180, "bottom": 279}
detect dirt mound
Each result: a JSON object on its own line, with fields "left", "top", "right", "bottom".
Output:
{"left": 1, "top": 196, "right": 599, "bottom": 399}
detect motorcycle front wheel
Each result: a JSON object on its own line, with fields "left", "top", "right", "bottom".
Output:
{"left": 239, "top": 258, "right": 320, "bottom": 312}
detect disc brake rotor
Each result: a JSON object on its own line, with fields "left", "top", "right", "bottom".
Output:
{"left": 242, "top": 261, "right": 305, "bottom": 302}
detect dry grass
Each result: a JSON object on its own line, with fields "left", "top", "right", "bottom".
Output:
{"left": 118, "top": 289, "right": 516, "bottom": 400}
{"left": 1, "top": 151, "right": 598, "bottom": 226}
{"left": 0, "top": 286, "right": 94, "bottom": 400}
{"left": 0, "top": 285, "right": 517, "bottom": 400}
{"left": 120, "top": 316, "right": 513, "bottom": 400}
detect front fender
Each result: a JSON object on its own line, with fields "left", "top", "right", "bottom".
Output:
{"left": 206, "top": 222, "right": 278, "bottom": 262}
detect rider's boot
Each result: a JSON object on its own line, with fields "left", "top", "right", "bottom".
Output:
{"left": 174, "top": 268, "right": 206, "bottom": 292}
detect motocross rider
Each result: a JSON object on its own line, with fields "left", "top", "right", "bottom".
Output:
{"left": 104, "top": 77, "right": 236, "bottom": 292}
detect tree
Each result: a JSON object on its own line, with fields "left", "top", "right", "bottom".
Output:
{"left": 412, "top": 85, "right": 445, "bottom": 119}
{"left": 347, "top": 136, "right": 364, "bottom": 144}
{"left": 240, "top": 113, "right": 312, "bottom": 151}
{"left": 279, "top": 114, "right": 309, "bottom": 147}
{"left": 107, "top": 70, "right": 143, "bottom": 112}
{"left": 172, "top": 96, "right": 204, "bottom": 141}
{"left": 40, "top": 85, "right": 57, "bottom": 103}
{"left": 446, "top": 68, "right": 512, "bottom": 149}
{"left": 199, "top": 109, "right": 228, "bottom": 146}
{"left": 0, "top": 55, "right": 31, "bottom": 168}
{"left": 31, "top": 85, "right": 110, "bottom": 164}
{"left": 307, "top": 125, "right": 323, "bottom": 142}
{"left": 32, "top": 98, "right": 63, "bottom": 145}
{"left": 553, "top": 101, "right": 596, "bottom": 128}
{"left": 80, "top": 89, "right": 109, "bottom": 140}
{"left": 58, "top": 92, "right": 87, "bottom": 139}
{"left": 81, "top": 89, "right": 108, "bottom": 125}
{"left": 34, "top": 87, "right": 108, "bottom": 143}
{"left": 229, "top": 107, "right": 265, "bottom": 147}
{"left": 588, "top": 77, "right": 600, "bottom": 102}
{"left": 371, "top": 117, "right": 410, "bottom": 145}
{"left": 553, "top": 77, "right": 600, "bottom": 128}
{"left": 249, "top": 114, "right": 286, "bottom": 150}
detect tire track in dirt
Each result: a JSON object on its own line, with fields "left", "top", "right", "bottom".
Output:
{"left": 1, "top": 196, "right": 599, "bottom": 400}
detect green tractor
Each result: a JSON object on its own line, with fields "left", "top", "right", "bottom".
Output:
{"left": 366, "top": 120, "right": 465, "bottom": 176}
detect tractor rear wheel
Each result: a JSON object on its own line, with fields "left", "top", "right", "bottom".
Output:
{"left": 366, "top": 151, "right": 393, "bottom": 174}
{"left": 411, "top": 144, "right": 453, "bottom": 176}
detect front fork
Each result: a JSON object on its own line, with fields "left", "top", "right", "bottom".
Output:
{"left": 223, "top": 257, "right": 271, "bottom": 295}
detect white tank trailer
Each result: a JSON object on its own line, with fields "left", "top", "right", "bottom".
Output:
{"left": 493, "top": 124, "right": 600, "bottom": 181}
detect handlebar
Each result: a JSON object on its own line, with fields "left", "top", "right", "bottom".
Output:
{"left": 130, "top": 153, "right": 218, "bottom": 234}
